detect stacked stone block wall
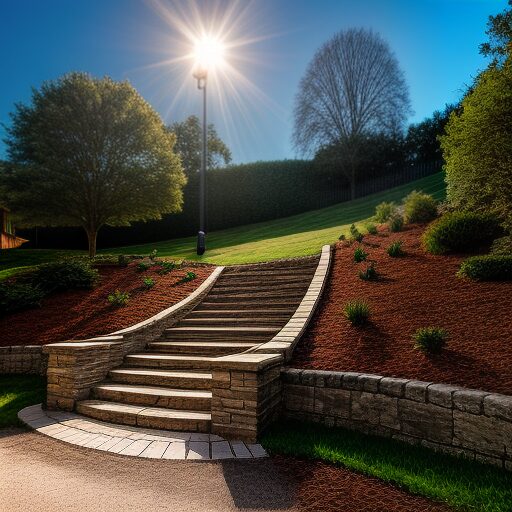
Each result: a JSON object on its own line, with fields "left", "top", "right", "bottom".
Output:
{"left": 282, "top": 369, "right": 512, "bottom": 470}
{"left": 0, "top": 345, "right": 47, "bottom": 375}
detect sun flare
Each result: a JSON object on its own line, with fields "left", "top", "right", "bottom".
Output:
{"left": 193, "top": 36, "right": 226, "bottom": 73}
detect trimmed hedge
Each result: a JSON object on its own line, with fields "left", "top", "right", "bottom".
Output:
{"left": 458, "top": 255, "right": 512, "bottom": 281}
{"left": 423, "top": 212, "right": 503, "bottom": 255}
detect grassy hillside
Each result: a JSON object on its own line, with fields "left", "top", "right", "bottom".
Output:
{"left": 105, "top": 172, "right": 446, "bottom": 265}
{"left": 0, "top": 172, "right": 446, "bottom": 270}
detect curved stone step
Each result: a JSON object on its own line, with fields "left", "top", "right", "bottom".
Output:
{"left": 209, "top": 283, "right": 310, "bottom": 295}
{"left": 215, "top": 276, "right": 312, "bottom": 286}
{"left": 178, "top": 317, "right": 286, "bottom": 327}
{"left": 188, "top": 309, "right": 292, "bottom": 319}
{"left": 125, "top": 354, "right": 219, "bottom": 370}
{"left": 163, "top": 326, "right": 278, "bottom": 342}
{"left": 109, "top": 368, "right": 212, "bottom": 389}
{"left": 147, "top": 341, "right": 257, "bottom": 356}
{"left": 92, "top": 383, "right": 211, "bottom": 410}
{"left": 76, "top": 400, "right": 211, "bottom": 432}
{"left": 198, "top": 301, "right": 300, "bottom": 310}
{"left": 206, "top": 291, "right": 304, "bottom": 301}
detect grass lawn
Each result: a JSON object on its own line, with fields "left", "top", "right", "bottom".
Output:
{"left": 0, "top": 374, "right": 46, "bottom": 428}
{"left": 261, "top": 421, "right": 512, "bottom": 512}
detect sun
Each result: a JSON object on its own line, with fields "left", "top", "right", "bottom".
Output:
{"left": 194, "top": 36, "right": 226, "bottom": 72}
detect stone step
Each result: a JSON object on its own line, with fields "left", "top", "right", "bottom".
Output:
{"left": 209, "top": 283, "right": 309, "bottom": 295}
{"left": 222, "top": 263, "right": 318, "bottom": 275}
{"left": 215, "top": 276, "right": 312, "bottom": 286}
{"left": 147, "top": 341, "right": 257, "bottom": 356}
{"left": 91, "top": 383, "right": 212, "bottom": 411}
{"left": 204, "top": 292, "right": 304, "bottom": 302}
{"left": 178, "top": 317, "right": 285, "bottom": 328}
{"left": 109, "top": 368, "right": 212, "bottom": 389}
{"left": 188, "top": 309, "right": 292, "bottom": 319}
{"left": 163, "top": 326, "right": 278, "bottom": 342}
{"left": 125, "top": 353, "right": 219, "bottom": 370}
{"left": 76, "top": 400, "right": 211, "bottom": 432}
{"left": 197, "top": 301, "right": 300, "bottom": 310}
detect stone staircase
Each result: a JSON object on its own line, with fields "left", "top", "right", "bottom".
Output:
{"left": 76, "top": 257, "right": 320, "bottom": 433}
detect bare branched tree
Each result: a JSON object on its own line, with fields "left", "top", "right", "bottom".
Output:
{"left": 293, "top": 28, "right": 411, "bottom": 199}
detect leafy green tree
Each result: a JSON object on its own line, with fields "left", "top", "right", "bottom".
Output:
{"left": 170, "top": 115, "right": 231, "bottom": 176}
{"left": 2, "top": 73, "right": 186, "bottom": 257}
{"left": 440, "top": 58, "right": 512, "bottom": 231}
{"left": 480, "top": 0, "right": 512, "bottom": 66}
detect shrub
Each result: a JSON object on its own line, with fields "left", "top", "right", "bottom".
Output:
{"left": 156, "top": 261, "right": 177, "bottom": 275}
{"left": 149, "top": 249, "right": 158, "bottom": 261}
{"left": 365, "top": 222, "right": 378, "bottom": 235}
{"left": 178, "top": 271, "right": 197, "bottom": 284}
{"left": 491, "top": 236, "right": 512, "bottom": 255}
{"left": 457, "top": 255, "right": 512, "bottom": 281}
{"left": 353, "top": 247, "right": 368, "bottom": 263}
{"left": 32, "top": 260, "right": 98, "bottom": 293}
{"left": 107, "top": 290, "right": 130, "bottom": 307}
{"left": 343, "top": 299, "right": 371, "bottom": 326}
{"left": 118, "top": 254, "right": 129, "bottom": 267}
{"left": 0, "top": 283, "right": 45, "bottom": 315}
{"left": 338, "top": 233, "right": 346, "bottom": 241}
{"left": 403, "top": 190, "right": 438, "bottom": 223}
{"left": 387, "top": 240, "right": 404, "bottom": 257}
{"left": 374, "top": 201, "right": 397, "bottom": 223}
{"left": 422, "top": 211, "right": 503, "bottom": 255}
{"left": 136, "top": 262, "right": 150, "bottom": 272}
{"left": 388, "top": 214, "right": 404, "bottom": 232}
{"left": 143, "top": 277, "right": 155, "bottom": 289}
{"left": 413, "top": 327, "right": 448, "bottom": 354}
{"left": 349, "top": 224, "right": 363, "bottom": 243}
{"left": 358, "top": 262, "right": 378, "bottom": 281}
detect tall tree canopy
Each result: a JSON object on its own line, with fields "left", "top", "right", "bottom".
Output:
{"left": 293, "top": 28, "right": 410, "bottom": 199}
{"left": 170, "top": 115, "right": 232, "bottom": 176}
{"left": 480, "top": 0, "right": 512, "bottom": 66}
{"left": 2, "top": 72, "right": 186, "bottom": 256}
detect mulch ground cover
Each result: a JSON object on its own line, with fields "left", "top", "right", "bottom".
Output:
{"left": 0, "top": 262, "right": 213, "bottom": 346}
{"left": 274, "top": 456, "right": 451, "bottom": 512}
{"left": 292, "top": 224, "right": 512, "bottom": 394}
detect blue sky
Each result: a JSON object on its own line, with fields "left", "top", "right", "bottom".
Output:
{"left": 0, "top": 0, "right": 507, "bottom": 163}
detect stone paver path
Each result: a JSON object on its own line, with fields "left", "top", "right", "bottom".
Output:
{"left": 18, "top": 404, "right": 267, "bottom": 460}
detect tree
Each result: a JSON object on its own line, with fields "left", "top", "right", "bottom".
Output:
{"left": 170, "top": 115, "right": 231, "bottom": 176}
{"left": 293, "top": 28, "right": 410, "bottom": 199}
{"left": 2, "top": 73, "right": 186, "bottom": 257}
{"left": 480, "top": 0, "right": 512, "bottom": 66}
{"left": 440, "top": 57, "right": 512, "bottom": 231}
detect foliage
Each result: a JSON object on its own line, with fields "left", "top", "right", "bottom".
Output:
{"left": 107, "top": 290, "right": 130, "bottom": 307}
{"left": 136, "top": 262, "right": 150, "bottom": 272}
{"left": 491, "top": 236, "right": 512, "bottom": 255}
{"left": 388, "top": 214, "right": 404, "bottom": 232}
{"left": 458, "top": 255, "right": 512, "bottom": 281}
{"left": 343, "top": 299, "right": 371, "bottom": 325}
{"left": 387, "top": 240, "right": 404, "bottom": 257}
{"left": 293, "top": 28, "right": 410, "bottom": 199}
{"left": 32, "top": 260, "right": 98, "bottom": 293}
{"left": 353, "top": 246, "right": 368, "bottom": 262}
{"left": 118, "top": 254, "right": 129, "bottom": 267}
{"left": 154, "top": 260, "right": 178, "bottom": 274}
{"left": 358, "top": 262, "right": 378, "bottom": 281}
{"left": 365, "top": 222, "right": 378, "bottom": 235}
{"left": 403, "top": 190, "right": 438, "bottom": 223}
{"left": 169, "top": 115, "right": 232, "bottom": 176}
{"left": 422, "top": 212, "right": 503, "bottom": 255}
{"left": 0, "top": 282, "right": 45, "bottom": 315}
{"left": 440, "top": 57, "right": 512, "bottom": 232}
{"left": 178, "top": 271, "right": 196, "bottom": 284}
{"left": 349, "top": 224, "right": 363, "bottom": 242}
{"left": 0, "top": 374, "right": 46, "bottom": 428}
{"left": 413, "top": 327, "right": 448, "bottom": 353}
{"left": 479, "top": 0, "right": 512, "bottom": 66}
{"left": 149, "top": 249, "right": 158, "bottom": 261}
{"left": 374, "top": 201, "right": 397, "bottom": 223}
{"left": 1, "top": 72, "right": 186, "bottom": 256}
{"left": 338, "top": 233, "right": 346, "bottom": 241}
{"left": 261, "top": 420, "right": 512, "bottom": 512}
{"left": 142, "top": 277, "right": 155, "bottom": 289}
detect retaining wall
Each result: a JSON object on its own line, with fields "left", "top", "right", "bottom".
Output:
{"left": 282, "top": 368, "right": 512, "bottom": 470}
{"left": 0, "top": 345, "right": 46, "bottom": 375}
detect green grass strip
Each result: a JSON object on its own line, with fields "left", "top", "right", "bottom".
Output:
{"left": 261, "top": 420, "right": 512, "bottom": 512}
{"left": 0, "top": 374, "right": 46, "bottom": 428}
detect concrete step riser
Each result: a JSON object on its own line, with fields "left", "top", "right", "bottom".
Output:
{"left": 147, "top": 344, "right": 255, "bottom": 356}
{"left": 209, "top": 285, "right": 309, "bottom": 295}
{"left": 204, "top": 294, "right": 303, "bottom": 302}
{"left": 197, "top": 302, "right": 299, "bottom": 310}
{"left": 188, "top": 310, "right": 292, "bottom": 318}
{"left": 126, "top": 357, "right": 214, "bottom": 371}
{"left": 222, "top": 264, "right": 318, "bottom": 275}
{"left": 109, "top": 371, "right": 212, "bottom": 390}
{"left": 215, "top": 277, "right": 312, "bottom": 287}
{"left": 91, "top": 387, "right": 211, "bottom": 412}
{"left": 178, "top": 319, "right": 285, "bottom": 327}
{"left": 163, "top": 335, "right": 272, "bottom": 344}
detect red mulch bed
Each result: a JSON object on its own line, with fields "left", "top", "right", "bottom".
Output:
{"left": 292, "top": 224, "right": 512, "bottom": 394}
{"left": 274, "top": 456, "right": 451, "bottom": 512}
{"left": 0, "top": 262, "right": 213, "bottom": 346}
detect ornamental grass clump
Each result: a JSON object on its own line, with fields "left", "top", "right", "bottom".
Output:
{"left": 349, "top": 224, "right": 364, "bottom": 243}
{"left": 374, "top": 201, "right": 397, "bottom": 223}
{"left": 358, "top": 262, "right": 378, "bottom": 281}
{"left": 343, "top": 300, "right": 371, "bottom": 326}
{"left": 413, "top": 327, "right": 448, "bottom": 354}
{"left": 353, "top": 246, "right": 368, "bottom": 263}
{"left": 387, "top": 240, "right": 405, "bottom": 257}
{"left": 388, "top": 214, "right": 404, "bottom": 233}
{"left": 403, "top": 190, "right": 438, "bottom": 223}
{"left": 365, "top": 222, "right": 378, "bottom": 235}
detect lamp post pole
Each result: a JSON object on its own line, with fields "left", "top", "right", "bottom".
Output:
{"left": 194, "top": 68, "right": 207, "bottom": 256}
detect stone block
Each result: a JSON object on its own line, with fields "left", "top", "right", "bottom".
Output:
{"left": 404, "top": 380, "right": 431, "bottom": 403}
{"left": 484, "top": 394, "right": 512, "bottom": 421}
{"left": 357, "top": 374, "right": 382, "bottom": 393}
{"left": 313, "top": 387, "right": 350, "bottom": 419}
{"left": 341, "top": 372, "right": 361, "bottom": 390}
{"left": 379, "top": 377, "right": 408, "bottom": 397}
{"left": 283, "top": 384, "right": 314, "bottom": 412}
{"left": 428, "top": 383, "right": 463, "bottom": 408}
{"left": 453, "top": 389, "right": 489, "bottom": 415}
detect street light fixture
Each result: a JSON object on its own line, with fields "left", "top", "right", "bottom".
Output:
{"left": 193, "top": 36, "right": 225, "bottom": 256}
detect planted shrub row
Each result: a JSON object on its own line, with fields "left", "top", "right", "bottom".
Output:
{"left": 458, "top": 255, "right": 512, "bottom": 281}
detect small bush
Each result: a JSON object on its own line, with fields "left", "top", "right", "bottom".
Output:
{"left": 149, "top": 249, "right": 158, "bottom": 261}
{"left": 457, "top": 255, "right": 512, "bottom": 281}
{"left": 387, "top": 240, "right": 404, "bottom": 257}
{"left": 388, "top": 214, "right": 404, "bottom": 233}
{"left": 358, "top": 262, "right": 378, "bottom": 281}
{"left": 375, "top": 201, "right": 397, "bottom": 223}
{"left": 136, "top": 262, "right": 150, "bottom": 272}
{"left": 107, "top": 290, "right": 130, "bottom": 307}
{"left": 422, "top": 212, "right": 503, "bottom": 255}
{"left": 491, "top": 236, "right": 512, "bottom": 255}
{"left": 413, "top": 327, "right": 448, "bottom": 354}
{"left": 178, "top": 271, "right": 197, "bottom": 284}
{"left": 338, "top": 233, "right": 346, "bottom": 241}
{"left": 365, "top": 222, "right": 378, "bottom": 235}
{"left": 156, "top": 261, "right": 177, "bottom": 275}
{"left": 353, "top": 246, "right": 368, "bottom": 263}
{"left": 349, "top": 224, "right": 363, "bottom": 243}
{"left": 118, "top": 254, "right": 129, "bottom": 267}
{"left": 33, "top": 260, "right": 98, "bottom": 293}
{"left": 0, "top": 283, "right": 45, "bottom": 315}
{"left": 143, "top": 277, "right": 155, "bottom": 289}
{"left": 343, "top": 300, "right": 371, "bottom": 326}
{"left": 403, "top": 190, "right": 438, "bottom": 223}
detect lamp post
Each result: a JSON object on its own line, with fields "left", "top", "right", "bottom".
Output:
{"left": 193, "top": 66, "right": 208, "bottom": 256}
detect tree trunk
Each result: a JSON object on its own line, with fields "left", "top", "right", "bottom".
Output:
{"left": 85, "top": 228, "right": 98, "bottom": 258}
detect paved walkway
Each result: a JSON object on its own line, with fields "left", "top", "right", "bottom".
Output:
{"left": 18, "top": 404, "right": 267, "bottom": 460}
{"left": 0, "top": 428, "right": 296, "bottom": 512}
